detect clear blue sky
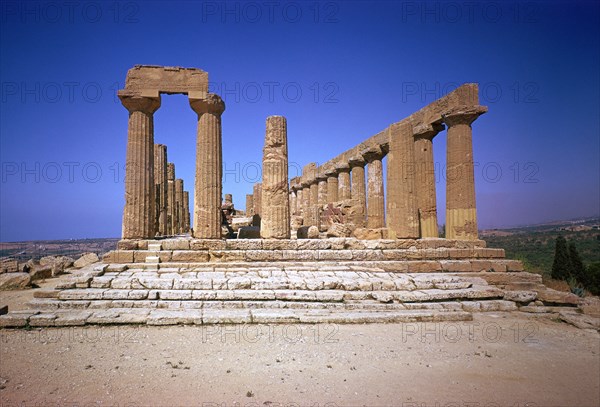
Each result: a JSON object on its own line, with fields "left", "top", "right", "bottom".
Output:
{"left": 1, "top": 0, "right": 599, "bottom": 241}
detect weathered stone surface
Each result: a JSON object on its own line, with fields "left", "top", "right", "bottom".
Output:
{"left": 503, "top": 290, "right": 537, "bottom": 303}
{"left": 0, "top": 258, "right": 18, "bottom": 274}
{"left": 73, "top": 252, "right": 100, "bottom": 268}
{"left": 39, "top": 256, "right": 75, "bottom": 276}
{"left": 0, "top": 272, "right": 31, "bottom": 290}
{"left": 327, "top": 223, "right": 353, "bottom": 238}
{"left": 190, "top": 93, "right": 225, "bottom": 239}
{"left": 261, "top": 116, "right": 290, "bottom": 239}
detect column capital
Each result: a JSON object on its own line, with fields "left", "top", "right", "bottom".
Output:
{"left": 348, "top": 155, "right": 366, "bottom": 168}
{"left": 119, "top": 94, "right": 161, "bottom": 114}
{"left": 334, "top": 162, "right": 351, "bottom": 173}
{"left": 442, "top": 105, "right": 487, "bottom": 127}
{"left": 324, "top": 167, "right": 338, "bottom": 178}
{"left": 413, "top": 122, "right": 445, "bottom": 140}
{"left": 189, "top": 93, "right": 225, "bottom": 116}
{"left": 361, "top": 146, "right": 384, "bottom": 163}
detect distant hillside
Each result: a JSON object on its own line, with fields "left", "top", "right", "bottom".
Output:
{"left": 0, "top": 238, "right": 119, "bottom": 262}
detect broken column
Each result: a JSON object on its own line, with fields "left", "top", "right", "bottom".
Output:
{"left": 414, "top": 123, "right": 443, "bottom": 238}
{"left": 167, "top": 163, "right": 176, "bottom": 235}
{"left": 246, "top": 194, "right": 254, "bottom": 216}
{"left": 119, "top": 94, "right": 160, "bottom": 239}
{"left": 386, "top": 121, "right": 419, "bottom": 238}
{"left": 443, "top": 106, "right": 487, "bottom": 240}
{"left": 260, "top": 115, "right": 290, "bottom": 239}
{"left": 253, "top": 183, "right": 262, "bottom": 217}
{"left": 363, "top": 146, "right": 385, "bottom": 229}
{"left": 189, "top": 93, "right": 225, "bottom": 239}
{"left": 349, "top": 156, "right": 367, "bottom": 227}
{"left": 153, "top": 144, "right": 168, "bottom": 236}
{"left": 336, "top": 163, "right": 351, "bottom": 200}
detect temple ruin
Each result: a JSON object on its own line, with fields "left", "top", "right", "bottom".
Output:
{"left": 3, "top": 65, "right": 579, "bottom": 328}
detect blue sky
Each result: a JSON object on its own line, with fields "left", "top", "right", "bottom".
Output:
{"left": 1, "top": 0, "right": 599, "bottom": 241}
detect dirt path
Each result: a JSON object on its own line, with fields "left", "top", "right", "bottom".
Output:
{"left": 1, "top": 311, "right": 598, "bottom": 407}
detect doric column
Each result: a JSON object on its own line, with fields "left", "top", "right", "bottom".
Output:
{"left": 261, "top": 115, "right": 290, "bottom": 239}
{"left": 363, "top": 146, "right": 385, "bottom": 229}
{"left": 296, "top": 187, "right": 304, "bottom": 216}
{"left": 246, "top": 194, "right": 254, "bottom": 216}
{"left": 325, "top": 169, "right": 339, "bottom": 203}
{"left": 253, "top": 183, "right": 262, "bottom": 217}
{"left": 349, "top": 156, "right": 367, "bottom": 228}
{"left": 414, "top": 123, "right": 444, "bottom": 238}
{"left": 189, "top": 93, "right": 225, "bottom": 239}
{"left": 167, "top": 163, "right": 176, "bottom": 235}
{"left": 301, "top": 182, "right": 311, "bottom": 218}
{"left": 442, "top": 106, "right": 487, "bottom": 240}
{"left": 175, "top": 178, "right": 184, "bottom": 234}
{"left": 153, "top": 144, "right": 168, "bottom": 236}
{"left": 119, "top": 95, "right": 160, "bottom": 239}
{"left": 317, "top": 175, "right": 328, "bottom": 206}
{"left": 309, "top": 180, "right": 319, "bottom": 207}
{"left": 289, "top": 188, "right": 298, "bottom": 215}
{"left": 183, "top": 190, "right": 190, "bottom": 233}
{"left": 386, "top": 121, "right": 419, "bottom": 238}
{"left": 336, "top": 163, "right": 351, "bottom": 200}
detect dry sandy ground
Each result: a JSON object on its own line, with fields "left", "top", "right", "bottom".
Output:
{"left": 1, "top": 287, "right": 599, "bottom": 407}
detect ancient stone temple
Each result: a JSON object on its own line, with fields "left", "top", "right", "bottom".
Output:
{"left": 5, "top": 66, "right": 579, "bottom": 329}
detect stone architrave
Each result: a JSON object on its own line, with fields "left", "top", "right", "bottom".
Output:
{"left": 119, "top": 95, "right": 160, "bottom": 239}
{"left": 442, "top": 105, "right": 487, "bottom": 240}
{"left": 336, "top": 163, "right": 351, "bottom": 200}
{"left": 363, "top": 146, "right": 385, "bottom": 229}
{"left": 349, "top": 156, "right": 367, "bottom": 228}
{"left": 167, "top": 163, "right": 176, "bottom": 235}
{"left": 413, "top": 123, "right": 444, "bottom": 238}
{"left": 386, "top": 121, "right": 419, "bottom": 238}
{"left": 261, "top": 116, "right": 290, "bottom": 239}
{"left": 253, "top": 183, "right": 262, "bottom": 217}
{"left": 189, "top": 93, "right": 225, "bottom": 239}
{"left": 175, "top": 178, "right": 184, "bottom": 234}
{"left": 246, "top": 194, "right": 254, "bottom": 217}
{"left": 153, "top": 144, "right": 168, "bottom": 236}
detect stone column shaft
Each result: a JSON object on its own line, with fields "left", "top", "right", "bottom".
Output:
{"left": 414, "top": 124, "right": 443, "bottom": 238}
{"left": 253, "top": 183, "right": 262, "bottom": 217}
{"left": 153, "top": 144, "right": 168, "bottom": 236}
{"left": 167, "top": 163, "right": 176, "bottom": 235}
{"left": 350, "top": 159, "right": 366, "bottom": 228}
{"left": 246, "top": 194, "right": 254, "bottom": 216}
{"left": 366, "top": 158, "right": 385, "bottom": 229}
{"left": 183, "top": 190, "right": 190, "bottom": 233}
{"left": 175, "top": 178, "right": 184, "bottom": 234}
{"left": 326, "top": 176, "right": 339, "bottom": 203}
{"left": 337, "top": 167, "right": 351, "bottom": 200}
{"left": 290, "top": 190, "right": 297, "bottom": 215}
{"left": 317, "top": 179, "right": 328, "bottom": 206}
{"left": 386, "top": 121, "right": 419, "bottom": 238}
{"left": 443, "top": 106, "right": 487, "bottom": 240}
{"left": 120, "top": 95, "right": 160, "bottom": 239}
{"left": 190, "top": 94, "right": 225, "bottom": 239}
{"left": 261, "top": 115, "right": 290, "bottom": 239}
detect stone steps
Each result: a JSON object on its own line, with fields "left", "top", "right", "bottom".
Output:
{"left": 0, "top": 308, "right": 475, "bottom": 327}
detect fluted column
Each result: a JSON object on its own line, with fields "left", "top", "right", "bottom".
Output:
{"left": 253, "top": 183, "right": 262, "bottom": 217}
{"left": 246, "top": 194, "right": 254, "bottom": 216}
{"left": 119, "top": 95, "right": 160, "bottom": 239}
{"left": 190, "top": 93, "right": 225, "bottom": 239}
{"left": 443, "top": 106, "right": 487, "bottom": 240}
{"left": 153, "top": 144, "right": 168, "bottom": 236}
{"left": 167, "top": 163, "right": 176, "bottom": 235}
{"left": 317, "top": 176, "right": 328, "bottom": 206}
{"left": 175, "top": 178, "right": 184, "bottom": 234}
{"left": 261, "top": 115, "right": 290, "bottom": 239}
{"left": 183, "top": 190, "right": 190, "bottom": 233}
{"left": 363, "top": 147, "right": 385, "bottom": 229}
{"left": 289, "top": 188, "right": 298, "bottom": 215}
{"left": 414, "top": 123, "right": 444, "bottom": 238}
{"left": 336, "top": 163, "right": 351, "bottom": 200}
{"left": 349, "top": 156, "right": 367, "bottom": 228}
{"left": 387, "top": 121, "right": 419, "bottom": 238}
{"left": 325, "top": 170, "right": 339, "bottom": 203}
{"left": 301, "top": 183, "right": 310, "bottom": 218}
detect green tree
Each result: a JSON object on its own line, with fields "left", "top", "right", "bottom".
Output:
{"left": 583, "top": 262, "right": 600, "bottom": 296}
{"left": 551, "top": 236, "right": 572, "bottom": 281}
{"left": 569, "top": 243, "right": 586, "bottom": 284}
